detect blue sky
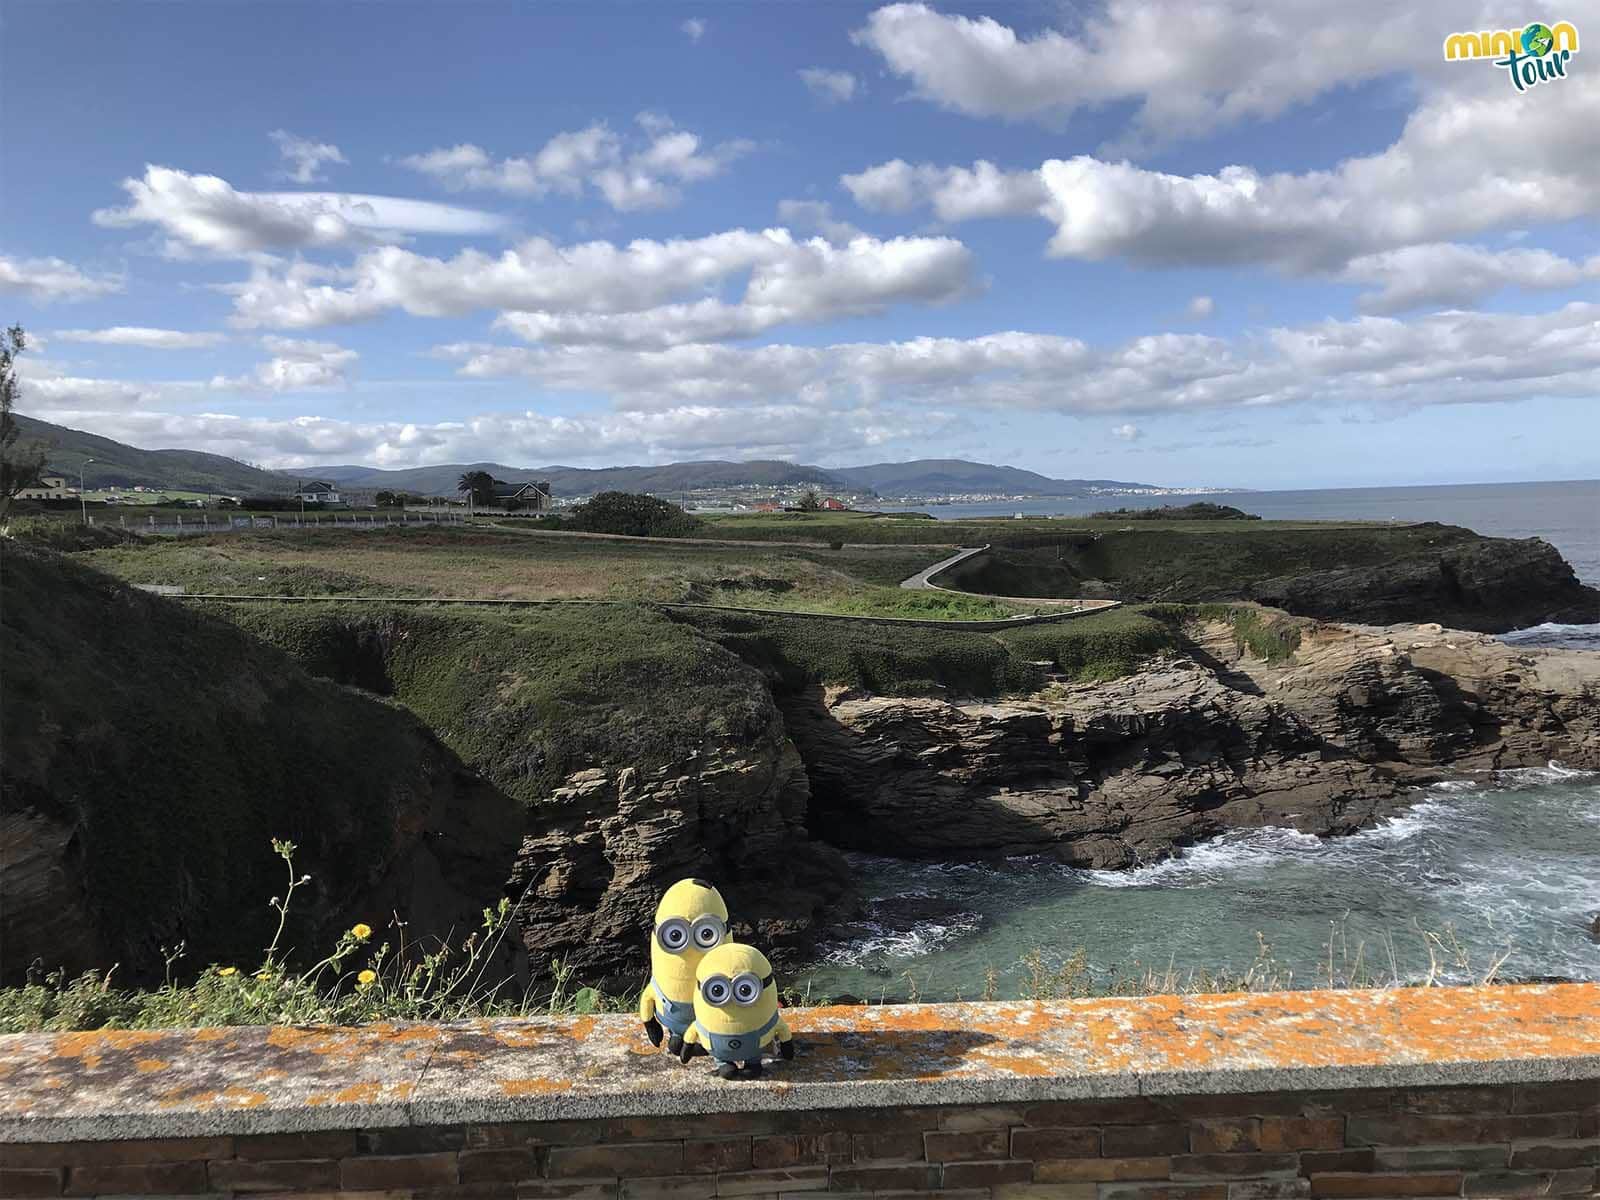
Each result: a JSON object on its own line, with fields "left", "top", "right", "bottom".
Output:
{"left": 2, "top": 0, "right": 1597, "bottom": 489}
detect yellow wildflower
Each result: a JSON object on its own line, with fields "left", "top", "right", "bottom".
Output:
{"left": 217, "top": 966, "right": 237, "bottom": 977}
{"left": 351, "top": 923, "right": 373, "bottom": 941}
{"left": 357, "top": 969, "right": 377, "bottom": 987}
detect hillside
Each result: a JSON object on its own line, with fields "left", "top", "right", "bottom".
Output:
{"left": 297, "top": 457, "right": 1161, "bottom": 498}
{"left": 13, "top": 414, "right": 292, "bottom": 495}
{"left": 0, "top": 542, "right": 522, "bottom": 985}
{"left": 830, "top": 459, "right": 1153, "bottom": 497}
{"left": 312, "top": 458, "right": 838, "bottom": 497}
{"left": 9, "top": 417, "right": 1169, "bottom": 500}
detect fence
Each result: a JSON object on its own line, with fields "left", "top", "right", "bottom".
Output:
{"left": 91, "top": 511, "right": 468, "bottom": 537}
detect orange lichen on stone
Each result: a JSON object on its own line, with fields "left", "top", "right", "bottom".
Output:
{"left": 499, "top": 1078, "right": 574, "bottom": 1097}
{"left": 156, "top": 1085, "right": 270, "bottom": 1111}
{"left": 133, "top": 1058, "right": 171, "bottom": 1073}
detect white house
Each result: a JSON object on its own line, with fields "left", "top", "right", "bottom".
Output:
{"left": 293, "top": 480, "right": 343, "bottom": 505}
{"left": 14, "top": 475, "right": 68, "bottom": 501}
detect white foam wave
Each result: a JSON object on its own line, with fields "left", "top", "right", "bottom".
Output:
{"left": 1078, "top": 826, "right": 1323, "bottom": 889}
{"left": 820, "top": 911, "right": 982, "bottom": 966}
{"left": 1349, "top": 798, "right": 1454, "bottom": 845}
{"left": 1496, "top": 762, "right": 1598, "bottom": 788}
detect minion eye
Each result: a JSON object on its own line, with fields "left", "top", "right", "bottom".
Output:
{"left": 732, "top": 974, "right": 761, "bottom": 1005}
{"left": 657, "top": 918, "right": 690, "bottom": 952}
{"left": 702, "top": 975, "right": 732, "bottom": 1006}
{"left": 691, "top": 916, "right": 724, "bottom": 948}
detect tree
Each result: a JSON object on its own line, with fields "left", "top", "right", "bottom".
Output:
{"left": 0, "top": 324, "right": 48, "bottom": 523}
{"left": 374, "top": 490, "right": 397, "bottom": 508}
{"left": 797, "top": 489, "right": 822, "bottom": 511}
{"left": 457, "top": 470, "right": 495, "bottom": 507}
{"left": 567, "top": 491, "right": 702, "bottom": 538}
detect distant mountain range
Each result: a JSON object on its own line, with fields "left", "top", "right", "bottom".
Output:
{"left": 15, "top": 414, "right": 1164, "bottom": 500}
{"left": 295, "top": 457, "right": 1160, "bottom": 498}
{"left": 15, "top": 414, "right": 294, "bottom": 496}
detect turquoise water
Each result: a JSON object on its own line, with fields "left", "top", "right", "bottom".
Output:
{"left": 793, "top": 767, "right": 1600, "bottom": 1002}
{"left": 798, "top": 481, "right": 1599, "bottom": 1000}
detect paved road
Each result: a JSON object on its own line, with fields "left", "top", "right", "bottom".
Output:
{"left": 900, "top": 545, "right": 989, "bottom": 589}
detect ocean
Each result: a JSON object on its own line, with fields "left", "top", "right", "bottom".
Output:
{"left": 796, "top": 479, "right": 1600, "bottom": 999}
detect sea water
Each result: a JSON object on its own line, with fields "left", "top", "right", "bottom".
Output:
{"left": 797, "top": 480, "right": 1599, "bottom": 998}
{"left": 793, "top": 767, "right": 1600, "bottom": 1001}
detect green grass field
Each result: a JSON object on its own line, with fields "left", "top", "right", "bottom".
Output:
{"left": 81, "top": 525, "right": 988, "bottom": 616}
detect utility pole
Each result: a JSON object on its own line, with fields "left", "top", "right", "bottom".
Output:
{"left": 79, "top": 458, "right": 95, "bottom": 525}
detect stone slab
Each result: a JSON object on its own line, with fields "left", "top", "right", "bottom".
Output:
{"left": 1, "top": 985, "right": 1596, "bottom": 1143}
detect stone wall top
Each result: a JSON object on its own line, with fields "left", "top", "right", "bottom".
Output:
{"left": 3, "top": 984, "right": 1596, "bottom": 1143}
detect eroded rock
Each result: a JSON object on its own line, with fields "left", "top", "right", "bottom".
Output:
{"left": 784, "top": 618, "right": 1600, "bottom": 870}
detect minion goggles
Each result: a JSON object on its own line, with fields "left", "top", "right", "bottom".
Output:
{"left": 655, "top": 914, "right": 726, "bottom": 952}
{"left": 700, "top": 971, "right": 774, "bottom": 1007}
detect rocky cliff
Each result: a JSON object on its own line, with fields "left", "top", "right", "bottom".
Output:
{"left": 949, "top": 526, "right": 1599, "bottom": 633}
{"left": 0, "top": 543, "right": 525, "bottom": 986}
{"left": 1247, "top": 536, "right": 1600, "bottom": 632}
{"left": 784, "top": 616, "right": 1600, "bottom": 869}
{"left": 225, "top": 603, "right": 855, "bottom": 983}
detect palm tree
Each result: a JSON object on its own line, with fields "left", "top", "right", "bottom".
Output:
{"left": 457, "top": 470, "right": 494, "bottom": 508}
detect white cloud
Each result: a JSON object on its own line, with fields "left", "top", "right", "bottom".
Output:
{"left": 853, "top": 0, "right": 1477, "bottom": 144}
{"left": 0, "top": 254, "right": 124, "bottom": 302}
{"left": 269, "top": 130, "right": 347, "bottom": 184}
{"left": 211, "top": 336, "right": 358, "bottom": 392}
{"left": 850, "top": 72, "right": 1600, "bottom": 296}
{"left": 93, "top": 166, "right": 510, "bottom": 257}
{"left": 229, "top": 227, "right": 978, "bottom": 346}
{"left": 681, "top": 17, "right": 706, "bottom": 43}
{"left": 24, "top": 302, "right": 1600, "bottom": 469}
{"left": 841, "top": 159, "right": 1049, "bottom": 222}
{"left": 18, "top": 402, "right": 955, "bottom": 472}
{"left": 1340, "top": 244, "right": 1600, "bottom": 314}
{"left": 1186, "top": 296, "right": 1215, "bottom": 319}
{"left": 799, "top": 68, "right": 858, "bottom": 104}
{"left": 436, "top": 302, "right": 1600, "bottom": 416}
{"left": 399, "top": 115, "right": 750, "bottom": 211}
{"left": 1111, "top": 423, "right": 1142, "bottom": 440}
{"left": 775, "top": 199, "right": 863, "bottom": 244}
{"left": 54, "top": 327, "right": 227, "bottom": 350}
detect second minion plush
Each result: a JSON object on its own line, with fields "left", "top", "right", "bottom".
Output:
{"left": 679, "top": 942, "right": 794, "bottom": 1079}
{"left": 639, "top": 878, "right": 729, "bottom": 1055}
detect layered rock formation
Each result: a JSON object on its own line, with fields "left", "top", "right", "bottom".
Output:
{"left": 784, "top": 617, "right": 1600, "bottom": 869}
{"left": 510, "top": 734, "right": 852, "bottom": 980}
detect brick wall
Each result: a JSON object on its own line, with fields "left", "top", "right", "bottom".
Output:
{"left": 3, "top": 1081, "right": 1593, "bottom": 1199}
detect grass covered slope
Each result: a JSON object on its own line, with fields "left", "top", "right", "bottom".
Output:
{"left": 14, "top": 413, "right": 294, "bottom": 495}
{"left": 228, "top": 602, "right": 774, "bottom": 802}
{"left": 675, "top": 604, "right": 1184, "bottom": 696}
{"left": 0, "top": 542, "right": 522, "bottom": 986}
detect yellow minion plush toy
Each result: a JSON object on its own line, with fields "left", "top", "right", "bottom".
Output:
{"left": 678, "top": 942, "right": 794, "bottom": 1079}
{"left": 639, "top": 878, "right": 729, "bottom": 1055}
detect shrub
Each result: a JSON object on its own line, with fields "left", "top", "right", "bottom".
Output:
{"left": 0, "top": 840, "right": 615, "bottom": 1032}
{"left": 567, "top": 492, "right": 702, "bottom": 538}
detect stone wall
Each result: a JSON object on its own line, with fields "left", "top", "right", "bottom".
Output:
{"left": 3, "top": 985, "right": 1597, "bottom": 1199}
{"left": 5, "top": 1081, "right": 1596, "bottom": 1197}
